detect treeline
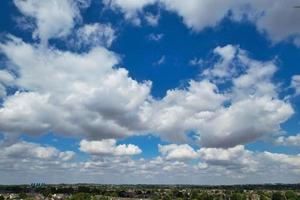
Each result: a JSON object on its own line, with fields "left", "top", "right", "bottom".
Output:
{"left": 0, "top": 184, "right": 299, "bottom": 200}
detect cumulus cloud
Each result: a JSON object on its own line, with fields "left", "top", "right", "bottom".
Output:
{"left": 0, "top": 36, "right": 151, "bottom": 140}
{"left": 198, "top": 145, "right": 257, "bottom": 171}
{"left": 200, "top": 46, "right": 292, "bottom": 147}
{"left": 1, "top": 0, "right": 299, "bottom": 184}
{"left": 195, "top": 146, "right": 300, "bottom": 178}
{"left": 162, "top": 0, "right": 300, "bottom": 45}
{"left": 0, "top": 37, "right": 293, "bottom": 149}
{"left": 0, "top": 140, "right": 75, "bottom": 161}
{"left": 3, "top": 0, "right": 296, "bottom": 150}
{"left": 139, "top": 45, "right": 293, "bottom": 147}
{"left": 79, "top": 139, "right": 142, "bottom": 156}
{"left": 262, "top": 152, "right": 300, "bottom": 173}
{"left": 13, "top": 0, "right": 81, "bottom": 45}
{"left": 160, "top": 0, "right": 236, "bottom": 31}
{"left": 140, "top": 79, "right": 226, "bottom": 142}
{"left": 275, "top": 134, "right": 300, "bottom": 147}
{"left": 104, "top": 0, "right": 300, "bottom": 45}
{"left": 158, "top": 144, "right": 197, "bottom": 160}
{"left": 1, "top": 140, "right": 300, "bottom": 184}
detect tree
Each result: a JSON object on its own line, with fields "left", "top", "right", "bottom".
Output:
{"left": 231, "top": 192, "right": 247, "bottom": 200}
{"left": 272, "top": 192, "right": 284, "bottom": 200}
{"left": 68, "top": 193, "right": 91, "bottom": 200}
{"left": 285, "top": 191, "right": 298, "bottom": 200}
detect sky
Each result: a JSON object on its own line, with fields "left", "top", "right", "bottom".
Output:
{"left": 0, "top": 0, "right": 300, "bottom": 185}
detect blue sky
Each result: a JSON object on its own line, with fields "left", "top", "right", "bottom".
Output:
{"left": 0, "top": 0, "right": 300, "bottom": 184}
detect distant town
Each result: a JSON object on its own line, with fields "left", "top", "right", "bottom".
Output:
{"left": 0, "top": 184, "right": 299, "bottom": 200}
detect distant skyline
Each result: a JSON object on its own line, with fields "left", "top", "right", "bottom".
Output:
{"left": 0, "top": 0, "right": 300, "bottom": 184}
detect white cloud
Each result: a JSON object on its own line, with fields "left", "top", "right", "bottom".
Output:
{"left": 262, "top": 152, "right": 300, "bottom": 172}
{"left": 14, "top": 0, "right": 81, "bottom": 45}
{"left": 104, "top": 0, "right": 300, "bottom": 45}
{"left": 160, "top": 0, "right": 235, "bottom": 31}
{"left": 198, "top": 96, "right": 293, "bottom": 148}
{"left": 193, "top": 46, "right": 292, "bottom": 147}
{"left": 0, "top": 38, "right": 294, "bottom": 149}
{"left": 198, "top": 145, "right": 256, "bottom": 170}
{"left": 74, "top": 23, "right": 116, "bottom": 48}
{"left": 0, "top": 36, "right": 151, "bottom": 140}
{"left": 203, "top": 45, "right": 238, "bottom": 80}
{"left": 249, "top": 1, "right": 300, "bottom": 44}
{"left": 158, "top": 144, "right": 197, "bottom": 160}
{"left": 291, "top": 75, "right": 300, "bottom": 95}
{"left": 79, "top": 139, "right": 142, "bottom": 156}
{"left": 275, "top": 134, "right": 300, "bottom": 147}
{"left": 1, "top": 141, "right": 300, "bottom": 184}
{"left": 141, "top": 79, "right": 226, "bottom": 142}
{"left": 160, "top": 0, "right": 300, "bottom": 45}
{"left": 103, "top": 0, "right": 155, "bottom": 25}
{"left": 141, "top": 46, "right": 293, "bottom": 147}
{"left": 0, "top": 141, "right": 75, "bottom": 161}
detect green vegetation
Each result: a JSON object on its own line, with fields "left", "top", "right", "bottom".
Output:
{"left": 0, "top": 184, "right": 299, "bottom": 200}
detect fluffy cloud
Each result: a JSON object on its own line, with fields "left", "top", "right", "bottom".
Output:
{"left": 291, "top": 75, "right": 300, "bottom": 95}
{"left": 162, "top": 0, "right": 300, "bottom": 45}
{"left": 79, "top": 149, "right": 300, "bottom": 184}
{"left": 14, "top": 0, "right": 81, "bottom": 45}
{"left": 158, "top": 144, "right": 197, "bottom": 160}
{"left": 0, "top": 36, "right": 151, "bottom": 140}
{"left": 196, "top": 146, "right": 300, "bottom": 178}
{"left": 140, "top": 79, "right": 226, "bottom": 142}
{"left": 0, "top": 38, "right": 293, "bottom": 149}
{"left": 103, "top": 0, "right": 156, "bottom": 25}
{"left": 104, "top": 0, "right": 300, "bottom": 45}
{"left": 198, "top": 46, "right": 292, "bottom": 147}
{"left": 139, "top": 45, "right": 293, "bottom": 147}
{"left": 73, "top": 23, "right": 116, "bottom": 48}
{"left": 0, "top": 140, "right": 78, "bottom": 184}
{"left": 160, "top": 0, "right": 236, "bottom": 31}
{"left": 248, "top": 1, "right": 300, "bottom": 44}
{"left": 1, "top": 0, "right": 300, "bottom": 184}
{"left": 275, "top": 134, "right": 300, "bottom": 147}
{"left": 198, "top": 145, "right": 257, "bottom": 171}
{"left": 0, "top": 140, "right": 75, "bottom": 161}
{"left": 262, "top": 152, "right": 300, "bottom": 173}
{"left": 1, "top": 140, "right": 300, "bottom": 184}
{"left": 202, "top": 45, "right": 238, "bottom": 80}
{"left": 198, "top": 96, "right": 293, "bottom": 148}
{"left": 79, "top": 139, "right": 142, "bottom": 156}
